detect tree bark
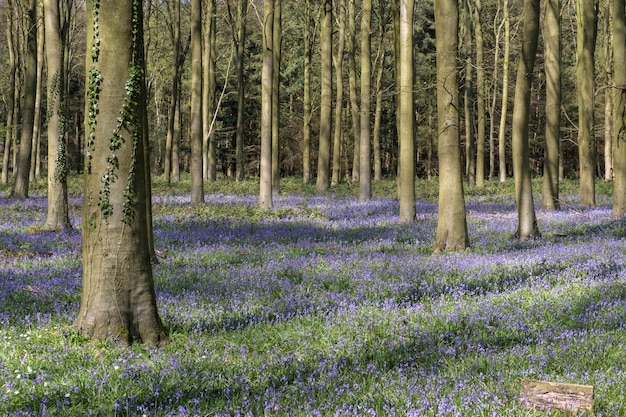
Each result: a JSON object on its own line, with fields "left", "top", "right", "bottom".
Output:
{"left": 204, "top": 0, "right": 217, "bottom": 182}
{"left": 461, "top": 0, "right": 475, "bottom": 187}
{"left": 271, "top": 0, "right": 282, "bottom": 194}
{"left": 30, "top": 0, "right": 45, "bottom": 182}
{"left": 541, "top": 0, "right": 561, "bottom": 210}
{"left": 512, "top": 0, "right": 540, "bottom": 240}
{"left": 612, "top": 0, "right": 626, "bottom": 215}
{"left": 234, "top": 0, "right": 248, "bottom": 182}
{"left": 44, "top": 0, "right": 71, "bottom": 230}
{"left": 316, "top": 0, "right": 332, "bottom": 193}
{"left": 473, "top": 0, "right": 486, "bottom": 188}
{"left": 11, "top": 0, "right": 38, "bottom": 199}
{"left": 302, "top": 0, "right": 313, "bottom": 183}
{"left": 190, "top": 0, "right": 204, "bottom": 204}
{"left": 347, "top": 0, "right": 360, "bottom": 182}
{"left": 397, "top": 0, "right": 415, "bottom": 224}
{"left": 359, "top": 0, "right": 372, "bottom": 201}
{"left": 260, "top": 0, "right": 274, "bottom": 207}
{"left": 332, "top": 0, "right": 346, "bottom": 186}
{"left": 434, "top": 0, "right": 468, "bottom": 251}
{"left": 577, "top": 0, "right": 597, "bottom": 207}
{"left": 2, "top": 0, "right": 17, "bottom": 185}
{"left": 498, "top": 0, "right": 510, "bottom": 182}
{"left": 76, "top": 0, "right": 167, "bottom": 346}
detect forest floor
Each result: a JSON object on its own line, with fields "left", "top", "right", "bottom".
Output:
{"left": 0, "top": 175, "right": 625, "bottom": 416}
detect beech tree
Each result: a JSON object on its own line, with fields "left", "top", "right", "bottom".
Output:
{"left": 76, "top": 0, "right": 167, "bottom": 346}
{"left": 612, "top": 0, "right": 626, "bottom": 215}
{"left": 260, "top": 0, "right": 274, "bottom": 207}
{"left": 577, "top": 0, "right": 597, "bottom": 208}
{"left": 541, "top": 0, "right": 561, "bottom": 210}
{"left": 397, "top": 0, "right": 415, "bottom": 224}
{"left": 2, "top": 0, "right": 18, "bottom": 185}
{"left": 11, "top": 0, "right": 37, "bottom": 199}
{"left": 512, "top": 0, "right": 540, "bottom": 240}
{"left": 316, "top": 0, "right": 332, "bottom": 193}
{"left": 190, "top": 0, "right": 204, "bottom": 204}
{"left": 434, "top": 0, "right": 468, "bottom": 251}
{"left": 43, "top": 0, "right": 71, "bottom": 229}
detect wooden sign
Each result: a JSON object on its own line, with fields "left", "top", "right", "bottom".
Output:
{"left": 519, "top": 379, "right": 594, "bottom": 413}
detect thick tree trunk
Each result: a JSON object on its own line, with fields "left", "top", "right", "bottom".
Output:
{"left": 76, "top": 0, "right": 167, "bottom": 346}
{"left": 612, "top": 0, "right": 626, "bottom": 215}
{"left": 397, "top": 0, "right": 415, "bottom": 224}
{"left": 316, "top": 0, "right": 332, "bottom": 193}
{"left": 260, "top": 0, "right": 274, "bottom": 207}
{"left": 11, "top": 0, "right": 38, "bottom": 199}
{"left": 541, "top": 0, "right": 561, "bottom": 210}
{"left": 512, "top": 0, "right": 541, "bottom": 240}
{"left": 577, "top": 0, "right": 597, "bottom": 207}
{"left": 44, "top": 0, "right": 71, "bottom": 230}
{"left": 434, "top": 0, "right": 468, "bottom": 251}
{"left": 359, "top": 0, "right": 372, "bottom": 201}
{"left": 190, "top": 0, "right": 204, "bottom": 204}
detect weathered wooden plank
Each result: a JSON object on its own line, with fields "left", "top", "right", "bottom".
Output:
{"left": 519, "top": 379, "right": 594, "bottom": 413}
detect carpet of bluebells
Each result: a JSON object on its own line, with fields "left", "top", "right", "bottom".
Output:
{"left": 2, "top": 185, "right": 626, "bottom": 416}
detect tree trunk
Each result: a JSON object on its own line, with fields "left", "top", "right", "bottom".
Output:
{"left": 316, "top": 0, "right": 332, "bottom": 193}
{"left": 602, "top": 4, "right": 614, "bottom": 181}
{"left": 43, "top": 0, "right": 71, "bottom": 230}
{"left": 76, "top": 0, "right": 167, "bottom": 346}
{"left": 234, "top": 0, "right": 248, "bottom": 182}
{"left": 30, "top": 0, "right": 45, "bottom": 182}
{"left": 473, "top": 0, "right": 485, "bottom": 188}
{"left": 577, "top": 0, "right": 597, "bottom": 207}
{"left": 612, "top": 0, "right": 626, "bottom": 215}
{"left": 190, "top": 0, "right": 204, "bottom": 204}
{"left": 2, "top": 1, "right": 17, "bottom": 185}
{"left": 271, "top": 0, "right": 282, "bottom": 194}
{"left": 373, "top": 0, "right": 387, "bottom": 182}
{"left": 302, "top": 0, "right": 312, "bottom": 183}
{"left": 461, "top": 0, "right": 475, "bottom": 187}
{"left": 541, "top": 0, "right": 561, "bottom": 210}
{"left": 397, "top": 0, "right": 415, "bottom": 224}
{"left": 204, "top": 0, "right": 217, "bottom": 182}
{"left": 11, "top": 0, "right": 38, "bottom": 199}
{"left": 332, "top": 0, "right": 346, "bottom": 186}
{"left": 359, "top": 0, "right": 372, "bottom": 201}
{"left": 260, "top": 0, "right": 274, "bottom": 207}
{"left": 434, "top": 0, "right": 468, "bottom": 251}
{"left": 498, "top": 0, "right": 510, "bottom": 182}
{"left": 347, "top": 0, "right": 360, "bottom": 182}
{"left": 512, "top": 0, "right": 541, "bottom": 240}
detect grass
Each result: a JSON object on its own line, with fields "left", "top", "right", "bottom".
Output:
{"left": 1, "top": 174, "right": 625, "bottom": 416}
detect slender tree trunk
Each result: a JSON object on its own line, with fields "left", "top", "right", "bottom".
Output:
{"left": 512, "top": 0, "right": 541, "bottom": 240}
{"left": 332, "top": 0, "right": 346, "bottom": 186}
{"left": 205, "top": 0, "right": 217, "bottom": 182}
{"left": 498, "top": 0, "right": 510, "bottom": 182}
{"left": 260, "top": 0, "right": 274, "bottom": 207}
{"left": 373, "top": 0, "right": 387, "bottom": 182}
{"left": 347, "top": 0, "right": 360, "bottom": 182}
{"left": 271, "top": 0, "right": 282, "bottom": 194}
{"left": 541, "top": 0, "right": 561, "bottom": 210}
{"left": 11, "top": 0, "right": 38, "bottom": 199}
{"left": 488, "top": 1, "right": 504, "bottom": 180}
{"left": 434, "top": 0, "right": 468, "bottom": 251}
{"left": 462, "top": 0, "right": 475, "bottom": 187}
{"left": 76, "top": 0, "right": 167, "bottom": 347}
{"left": 190, "top": 0, "right": 204, "bottom": 204}
{"left": 302, "top": 0, "right": 313, "bottom": 183}
{"left": 164, "top": 0, "right": 182, "bottom": 183}
{"left": 473, "top": 0, "right": 485, "bottom": 188}
{"left": 604, "top": 14, "right": 614, "bottom": 182}
{"left": 2, "top": 1, "right": 17, "bottom": 185}
{"left": 30, "top": 0, "right": 45, "bottom": 182}
{"left": 316, "top": 0, "right": 332, "bottom": 193}
{"left": 359, "top": 0, "right": 372, "bottom": 201}
{"left": 44, "top": 0, "right": 70, "bottom": 229}
{"left": 397, "top": 0, "right": 415, "bottom": 223}
{"left": 234, "top": 0, "right": 248, "bottom": 182}
{"left": 577, "top": 0, "right": 597, "bottom": 207}
{"left": 611, "top": 0, "right": 626, "bottom": 215}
